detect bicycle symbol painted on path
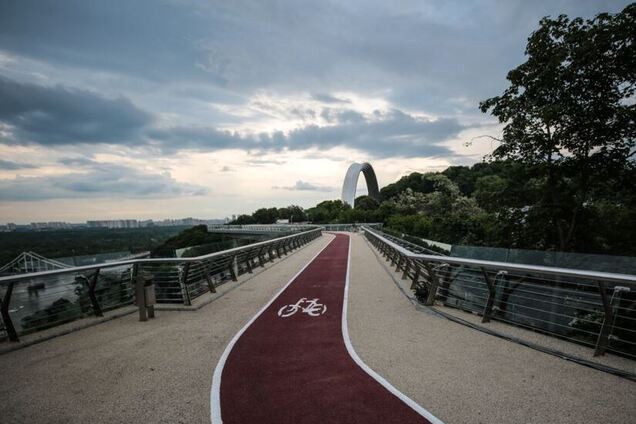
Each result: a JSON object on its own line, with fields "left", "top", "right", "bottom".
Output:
{"left": 277, "top": 298, "right": 327, "bottom": 318}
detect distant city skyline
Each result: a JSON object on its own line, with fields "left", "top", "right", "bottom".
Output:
{"left": 0, "top": 1, "right": 630, "bottom": 222}
{"left": 1, "top": 216, "right": 230, "bottom": 229}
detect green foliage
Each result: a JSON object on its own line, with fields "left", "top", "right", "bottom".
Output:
{"left": 252, "top": 208, "right": 279, "bottom": 224}
{"left": 277, "top": 205, "right": 306, "bottom": 222}
{"left": 230, "top": 205, "right": 308, "bottom": 224}
{"left": 0, "top": 226, "right": 189, "bottom": 266}
{"left": 233, "top": 214, "right": 256, "bottom": 225}
{"left": 380, "top": 172, "right": 437, "bottom": 200}
{"left": 382, "top": 227, "right": 450, "bottom": 255}
{"left": 152, "top": 225, "right": 234, "bottom": 256}
{"left": 306, "top": 200, "right": 350, "bottom": 223}
{"left": 354, "top": 195, "right": 379, "bottom": 211}
{"left": 479, "top": 4, "right": 636, "bottom": 250}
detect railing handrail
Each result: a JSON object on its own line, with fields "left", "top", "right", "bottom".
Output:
{"left": 361, "top": 226, "right": 636, "bottom": 286}
{"left": 0, "top": 227, "right": 323, "bottom": 286}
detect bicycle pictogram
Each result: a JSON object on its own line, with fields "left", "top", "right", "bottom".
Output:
{"left": 277, "top": 298, "right": 327, "bottom": 318}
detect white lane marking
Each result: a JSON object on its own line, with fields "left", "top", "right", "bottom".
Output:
{"left": 210, "top": 234, "right": 336, "bottom": 423}
{"left": 341, "top": 234, "right": 445, "bottom": 424}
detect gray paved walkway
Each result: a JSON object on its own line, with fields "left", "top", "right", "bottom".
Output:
{"left": 0, "top": 232, "right": 634, "bottom": 424}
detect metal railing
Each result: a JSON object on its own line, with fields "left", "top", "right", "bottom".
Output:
{"left": 207, "top": 224, "right": 317, "bottom": 233}
{"left": 321, "top": 222, "right": 383, "bottom": 232}
{"left": 362, "top": 226, "right": 636, "bottom": 359}
{"left": 0, "top": 228, "right": 322, "bottom": 342}
{"left": 374, "top": 228, "right": 445, "bottom": 256}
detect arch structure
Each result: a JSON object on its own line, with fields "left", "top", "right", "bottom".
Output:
{"left": 341, "top": 162, "right": 380, "bottom": 206}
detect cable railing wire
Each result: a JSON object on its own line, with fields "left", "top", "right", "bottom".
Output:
{"left": 0, "top": 227, "right": 323, "bottom": 342}
{"left": 361, "top": 225, "right": 636, "bottom": 359}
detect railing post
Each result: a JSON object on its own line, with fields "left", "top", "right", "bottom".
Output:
{"left": 228, "top": 256, "right": 238, "bottom": 282}
{"left": 410, "top": 263, "right": 421, "bottom": 290}
{"left": 390, "top": 248, "right": 399, "bottom": 266}
{"left": 245, "top": 255, "right": 253, "bottom": 274}
{"left": 135, "top": 271, "right": 148, "bottom": 321}
{"left": 88, "top": 268, "right": 103, "bottom": 317}
{"left": 423, "top": 263, "right": 441, "bottom": 306}
{"left": 481, "top": 268, "right": 498, "bottom": 323}
{"left": 395, "top": 254, "right": 404, "bottom": 273}
{"left": 268, "top": 245, "right": 276, "bottom": 262}
{"left": 1, "top": 282, "right": 19, "bottom": 342}
{"left": 131, "top": 262, "right": 141, "bottom": 309}
{"left": 402, "top": 258, "right": 411, "bottom": 280}
{"left": 204, "top": 262, "right": 216, "bottom": 293}
{"left": 438, "top": 264, "right": 453, "bottom": 303}
{"left": 594, "top": 281, "right": 615, "bottom": 356}
{"left": 257, "top": 246, "right": 267, "bottom": 267}
{"left": 181, "top": 263, "right": 192, "bottom": 306}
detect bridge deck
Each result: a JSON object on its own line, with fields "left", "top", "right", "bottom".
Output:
{"left": 0, "top": 233, "right": 634, "bottom": 424}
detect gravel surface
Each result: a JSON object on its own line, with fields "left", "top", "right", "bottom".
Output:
{"left": 347, "top": 233, "right": 636, "bottom": 424}
{"left": 0, "top": 234, "right": 334, "bottom": 424}
{"left": 1, "top": 231, "right": 634, "bottom": 424}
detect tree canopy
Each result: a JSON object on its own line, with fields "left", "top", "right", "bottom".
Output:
{"left": 479, "top": 4, "right": 635, "bottom": 250}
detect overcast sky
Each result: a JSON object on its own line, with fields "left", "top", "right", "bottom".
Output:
{"left": 0, "top": 0, "right": 630, "bottom": 223}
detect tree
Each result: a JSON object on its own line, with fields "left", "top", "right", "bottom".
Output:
{"left": 232, "top": 214, "right": 256, "bottom": 225}
{"left": 354, "top": 195, "right": 379, "bottom": 211}
{"left": 252, "top": 208, "right": 278, "bottom": 224}
{"left": 306, "top": 200, "right": 350, "bottom": 223}
{"left": 473, "top": 175, "right": 508, "bottom": 212}
{"left": 280, "top": 205, "right": 307, "bottom": 223}
{"left": 479, "top": 5, "right": 636, "bottom": 250}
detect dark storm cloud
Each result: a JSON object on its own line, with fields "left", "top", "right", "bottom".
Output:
{"left": 321, "top": 108, "right": 366, "bottom": 124}
{"left": 1, "top": 0, "right": 628, "bottom": 102}
{"left": 0, "top": 159, "right": 38, "bottom": 170}
{"left": 0, "top": 162, "right": 206, "bottom": 201}
{"left": 149, "top": 108, "right": 465, "bottom": 158}
{"left": 312, "top": 94, "right": 351, "bottom": 104}
{"left": 0, "top": 1, "right": 628, "bottom": 157}
{"left": 0, "top": 76, "right": 151, "bottom": 146}
{"left": 0, "top": 0, "right": 213, "bottom": 83}
{"left": 0, "top": 75, "right": 462, "bottom": 157}
{"left": 279, "top": 110, "right": 463, "bottom": 157}
{"left": 57, "top": 157, "right": 100, "bottom": 167}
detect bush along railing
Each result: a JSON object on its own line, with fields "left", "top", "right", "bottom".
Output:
{"left": 0, "top": 228, "right": 322, "bottom": 342}
{"left": 207, "top": 224, "right": 318, "bottom": 233}
{"left": 361, "top": 226, "right": 636, "bottom": 359}
{"left": 320, "top": 222, "right": 383, "bottom": 232}
{"left": 375, "top": 228, "right": 446, "bottom": 256}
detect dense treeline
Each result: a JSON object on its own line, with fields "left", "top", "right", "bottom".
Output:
{"left": 232, "top": 205, "right": 307, "bottom": 225}
{"left": 150, "top": 225, "right": 239, "bottom": 257}
{"left": 0, "top": 226, "right": 189, "bottom": 265}
{"left": 236, "top": 156, "right": 635, "bottom": 255}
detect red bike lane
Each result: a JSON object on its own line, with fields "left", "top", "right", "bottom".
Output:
{"left": 211, "top": 233, "right": 441, "bottom": 424}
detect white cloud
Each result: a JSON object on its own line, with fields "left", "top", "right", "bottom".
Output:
{"left": 0, "top": 0, "right": 629, "bottom": 221}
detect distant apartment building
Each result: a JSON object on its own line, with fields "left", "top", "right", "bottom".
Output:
{"left": 86, "top": 220, "right": 139, "bottom": 229}
{"left": 29, "top": 222, "right": 74, "bottom": 230}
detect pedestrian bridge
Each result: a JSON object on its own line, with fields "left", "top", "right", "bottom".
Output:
{"left": 0, "top": 230, "right": 634, "bottom": 423}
